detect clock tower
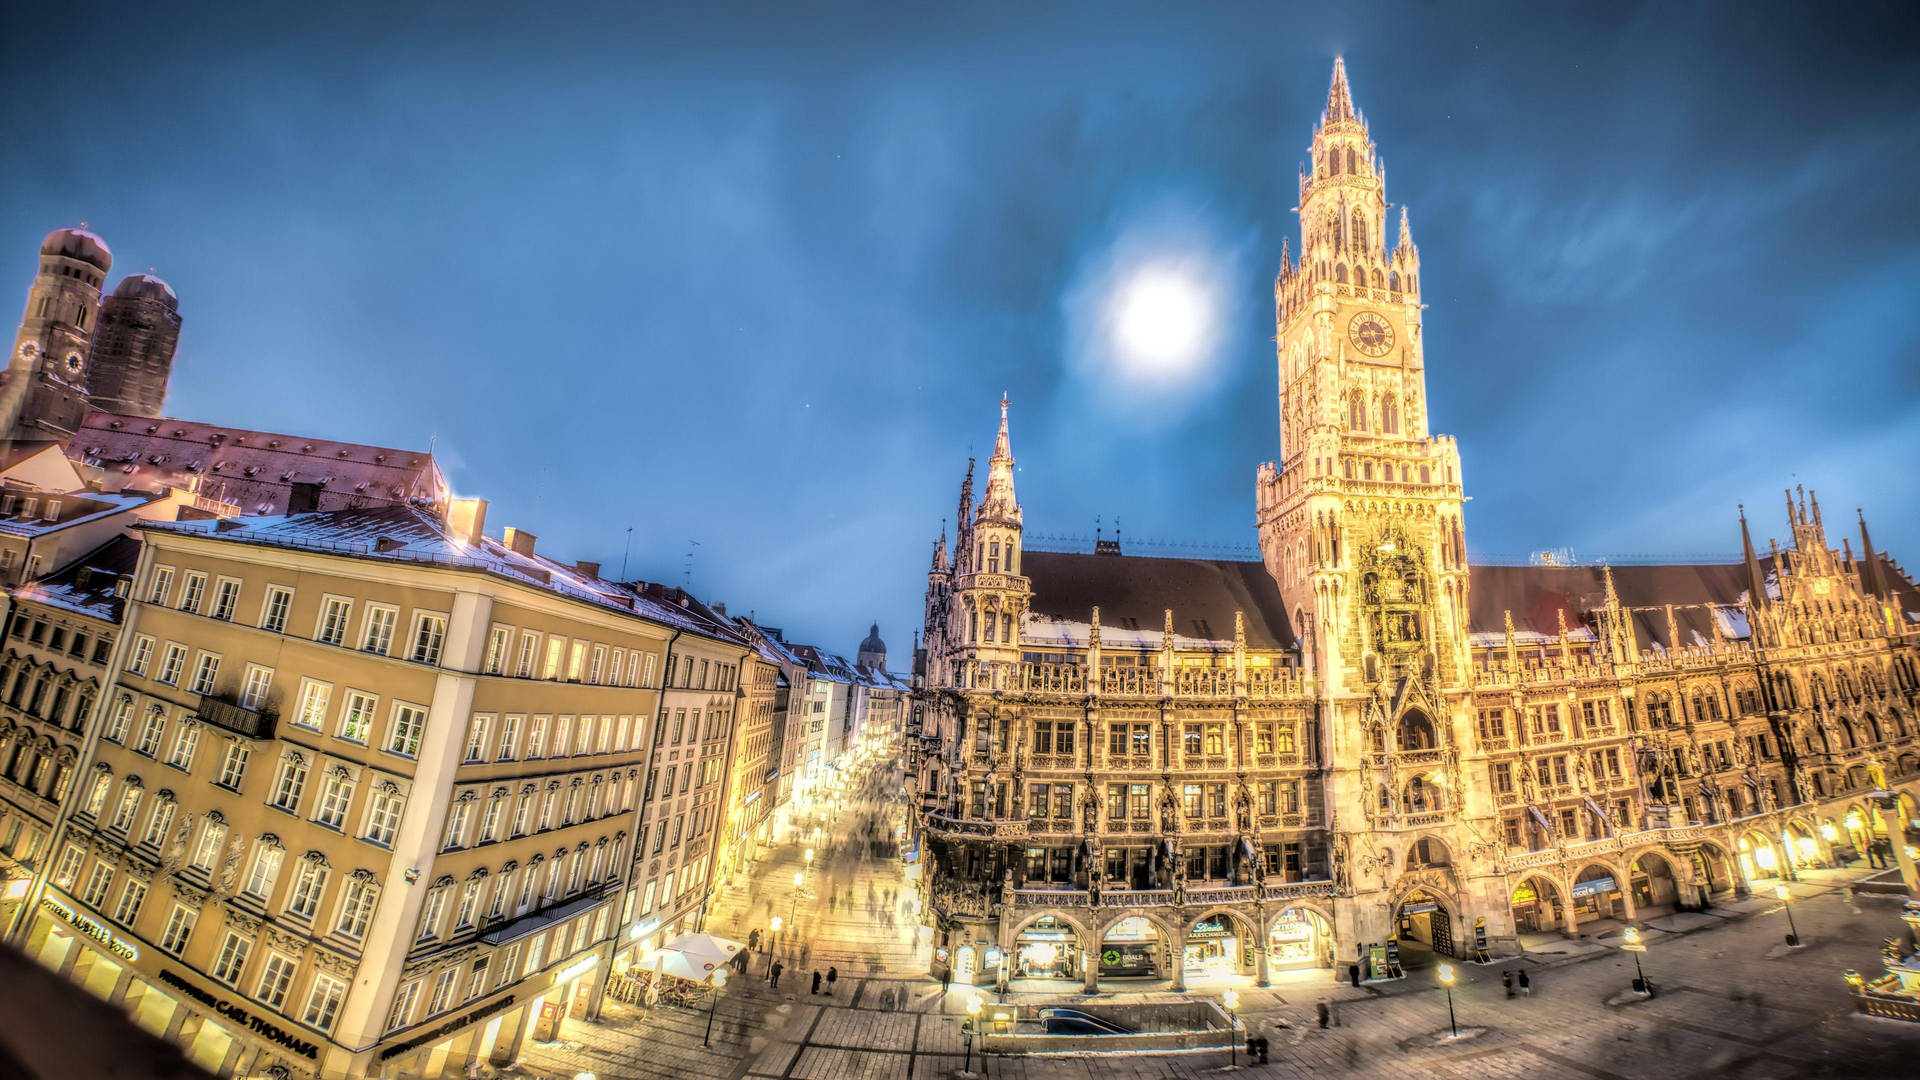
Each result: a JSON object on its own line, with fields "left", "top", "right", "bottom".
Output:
{"left": 1256, "top": 59, "right": 1502, "bottom": 952}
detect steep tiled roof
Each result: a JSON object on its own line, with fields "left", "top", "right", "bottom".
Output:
{"left": 13, "top": 533, "right": 141, "bottom": 622}
{"left": 1021, "top": 550, "right": 1296, "bottom": 651}
{"left": 72, "top": 410, "right": 447, "bottom": 516}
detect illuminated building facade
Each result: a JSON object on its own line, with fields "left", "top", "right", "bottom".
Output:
{"left": 911, "top": 59, "right": 1920, "bottom": 991}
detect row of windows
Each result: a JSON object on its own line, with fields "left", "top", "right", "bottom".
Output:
{"left": 0, "top": 660, "right": 95, "bottom": 735}
{"left": 451, "top": 708, "right": 649, "bottom": 764}
{"left": 390, "top": 905, "right": 613, "bottom": 1035}
{"left": 415, "top": 838, "right": 624, "bottom": 946}
{"left": 5, "top": 611, "right": 113, "bottom": 662}
{"left": 439, "top": 773, "right": 635, "bottom": 853}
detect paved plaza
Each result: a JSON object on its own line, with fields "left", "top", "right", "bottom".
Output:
{"left": 498, "top": 754, "right": 1920, "bottom": 1080}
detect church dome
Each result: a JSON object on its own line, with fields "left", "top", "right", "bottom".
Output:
{"left": 113, "top": 273, "right": 178, "bottom": 311}
{"left": 41, "top": 228, "right": 112, "bottom": 271}
{"left": 859, "top": 623, "right": 886, "bottom": 657}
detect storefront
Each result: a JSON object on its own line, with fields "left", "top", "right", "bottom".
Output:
{"left": 1268, "top": 908, "right": 1332, "bottom": 971}
{"left": 1012, "top": 917, "right": 1078, "bottom": 980}
{"left": 1181, "top": 915, "right": 1244, "bottom": 978}
{"left": 1098, "top": 916, "right": 1161, "bottom": 978}
{"left": 1571, "top": 872, "right": 1621, "bottom": 920}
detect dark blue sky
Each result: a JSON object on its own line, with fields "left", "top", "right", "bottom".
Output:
{"left": 5, "top": 2, "right": 1919, "bottom": 657}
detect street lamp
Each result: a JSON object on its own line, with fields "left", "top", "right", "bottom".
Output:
{"left": 1775, "top": 883, "right": 1800, "bottom": 946}
{"left": 791, "top": 871, "right": 804, "bottom": 923}
{"left": 703, "top": 967, "right": 729, "bottom": 1047}
{"left": 1222, "top": 988, "right": 1240, "bottom": 1067}
{"left": 1621, "top": 926, "right": 1651, "bottom": 995}
{"left": 1437, "top": 963, "right": 1458, "bottom": 1038}
{"left": 964, "top": 994, "right": 983, "bottom": 1075}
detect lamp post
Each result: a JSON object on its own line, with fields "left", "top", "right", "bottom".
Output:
{"left": 1775, "top": 883, "right": 1800, "bottom": 946}
{"left": 1438, "top": 963, "right": 1457, "bottom": 1038}
{"left": 964, "top": 994, "right": 983, "bottom": 1075}
{"left": 1222, "top": 988, "right": 1240, "bottom": 1067}
{"left": 702, "top": 967, "right": 729, "bottom": 1047}
{"left": 1621, "top": 926, "right": 1651, "bottom": 995}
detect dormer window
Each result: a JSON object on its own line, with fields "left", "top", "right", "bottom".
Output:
{"left": 43, "top": 501, "right": 58, "bottom": 520}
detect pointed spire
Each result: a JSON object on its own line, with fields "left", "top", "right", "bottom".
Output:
{"left": 976, "top": 395, "right": 1021, "bottom": 524}
{"left": 1859, "top": 508, "right": 1891, "bottom": 600}
{"left": 1740, "top": 504, "right": 1768, "bottom": 608}
{"left": 1397, "top": 206, "right": 1415, "bottom": 250}
{"left": 1784, "top": 487, "right": 1797, "bottom": 528}
{"left": 957, "top": 458, "right": 976, "bottom": 525}
{"left": 1324, "top": 56, "right": 1357, "bottom": 124}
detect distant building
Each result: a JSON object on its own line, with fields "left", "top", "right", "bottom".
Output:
{"left": 90, "top": 275, "right": 183, "bottom": 418}
{"left": 0, "top": 229, "right": 183, "bottom": 445}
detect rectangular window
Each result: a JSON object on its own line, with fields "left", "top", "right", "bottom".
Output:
{"left": 216, "top": 743, "right": 250, "bottom": 790}
{"left": 147, "top": 566, "right": 175, "bottom": 605}
{"left": 361, "top": 605, "right": 398, "bottom": 655}
{"left": 259, "top": 586, "right": 294, "bottom": 633}
{"left": 386, "top": 980, "right": 420, "bottom": 1033}
{"left": 190, "top": 651, "right": 221, "bottom": 695}
{"left": 338, "top": 690, "right": 377, "bottom": 743}
{"left": 179, "top": 572, "right": 206, "bottom": 614}
{"left": 484, "top": 626, "right": 511, "bottom": 674}
{"left": 426, "top": 967, "right": 458, "bottom": 1015}
{"left": 271, "top": 756, "right": 308, "bottom": 812}
{"left": 134, "top": 708, "right": 166, "bottom": 756}
{"left": 366, "top": 788, "right": 404, "bottom": 845}
{"left": 464, "top": 715, "right": 490, "bottom": 762}
{"left": 336, "top": 879, "right": 378, "bottom": 938}
{"left": 292, "top": 680, "right": 331, "bottom": 731}
{"left": 316, "top": 597, "right": 352, "bottom": 645}
{"left": 127, "top": 635, "right": 154, "bottom": 676}
{"left": 159, "top": 904, "right": 196, "bottom": 955}
{"left": 82, "top": 861, "right": 115, "bottom": 906}
{"left": 315, "top": 771, "right": 353, "bottom": 829}
{"left": 212, "top": 931, "right": 252, "bottom": 986}
{"left": 255, "top": 951, "right": 297, "bottom": 1008}
{"left": 527, "top": 715, "right": 549, "bottom": 759}
{"left": 515, "top": 632, "right": 540, "bottom": 677}
{"left": 157, "top": 643, "right": 187, "bottom": 685}
{"left": 567, "top": 641, "right": 587, "bottom": 682}
{"left": 498, "top": 715, "right": 523, "bottom": 761}
{"left": 240, "top": 664, "right": 274, "bottom": 709}
{"left": 588, "top": 645, "right": 606, "bottom": 684}
{"left": 304, "top": 974, "right": 346, "bottom": 1031}
{"left": 141, "top": 802, "right": 176, "bottom": 847}
{"left": 211, "top": 578, "right": 242, "bottom": 621}
{"left": 409, "top": 613, "right": 447, "bottom": 664}
{"left": 542, "top": 638, "right": 565, "bottom": 680}
{"left": 288, "top": 862, "right": 328, "bottom": 918}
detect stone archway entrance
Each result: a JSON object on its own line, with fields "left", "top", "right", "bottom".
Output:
{"left": 1571, "top": 863, "right": 1626, "bottom": 923}
{"left": 1183, "top": 911, "right": 1257, "bottom": 982}
{"left": 1393, "top": 888, "right": 1453, "bottom": 966}
{"left": 1691, "top": 843, "right": 1738, "bottom": 900}
{"left": 1510, "top": 875, "right": 1566, "bottom": 935}
{"left": 1268, "top": 907, "right": 1334, "bottom": 972}
{"left": 1098, "top": 916, "right": 1166, "bottom": 979}
{"left": 1012, "top": 916, "right": 1082, "bottom": 981}
{"left": 1628, "top": 852, "right": 1680, "bottom": 916}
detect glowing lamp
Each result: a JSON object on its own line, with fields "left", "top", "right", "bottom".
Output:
{"left": 1222, "top": 988, "right": 1240, "bottom": 1011}
{"left": 1622, "top": 927, "right": 1640, "bottom": 946}
{"left": 967, "top": 994, "right": 984, "bottom": 1017}
{"left": 1024, "top": 941, "right": 1057, "bottom": 966}
{"left": 1774, "top": 884, "right": 1790, "bottom": 901}
{"left": 770, "top": 916, "right": 783, "bottom": 932}
{"left": 1437, "top": 962, "right": 1455, "bottom": 985}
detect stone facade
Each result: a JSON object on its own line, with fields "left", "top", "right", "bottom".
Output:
{"left": 908, "top": 59, "right": 1920, "bottom": 992}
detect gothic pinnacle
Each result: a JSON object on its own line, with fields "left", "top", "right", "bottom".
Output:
{"left": 1324, "top": 56, "right": 1357, "bottom": 124}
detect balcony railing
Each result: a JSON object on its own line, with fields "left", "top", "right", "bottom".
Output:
{"left": 197, "top": 695, "right": 276, "bottom": 739}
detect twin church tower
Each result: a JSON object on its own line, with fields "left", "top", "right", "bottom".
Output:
{"left": 0, "top": 226, "right": 182, "bottom": 445}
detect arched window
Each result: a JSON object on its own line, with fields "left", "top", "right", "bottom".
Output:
{"left": 1345, "top": 147, "right": 1357, "bottom": 174}
{"left": 1335, "top": 264, "right": 1348, "bottom": 284}
{"left": 1382, "top": 394, "right": 1399, "bottom": 435}
{"left": 1389, "top": 271, "right": 1399, "bottom": 291}
{"left": 1351, "top": 210, "right": 1367, "bottom": 254}
{"left": 1329, "top": 214, "right": 1343, "bottom": 252}
{"left": 1372, "top": 268, "right": 1384, "bottom": 289}
{"left": 1348, "top": 393, "right": 1367, "bottom": 431}
{"left": 1362, "top": 462, "right": 1372, "bottom": 480}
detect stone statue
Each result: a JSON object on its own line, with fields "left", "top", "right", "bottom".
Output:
{"left": 217, "top": 835, "right": 247, "bottom": 894}
{"left": 160, "top": 811, "right": 195, "bottom": 877}
{"left": 1082, "top": 789, "right": 1099, "bottom": 832}
{"left": 1159, "top": 785, "right": 1179, "bottom": 832}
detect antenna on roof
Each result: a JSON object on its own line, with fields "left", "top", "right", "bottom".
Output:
{"left": 684, "top": 539, "right": 701, "bottom": 590}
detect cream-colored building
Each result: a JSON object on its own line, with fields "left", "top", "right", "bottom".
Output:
{"left": 8, "top": 499, "right": 750, "bottom": 1078}
{"left": 911, "top": 59, "right": 1920, "bottom": 992}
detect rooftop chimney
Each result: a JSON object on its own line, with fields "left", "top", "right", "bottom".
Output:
{"left": 712, "top": 601, "right": 727, "bottom": 616}
{"left": 575, "top": 560, "right": 602, "bottom": 579}
{"left": 288, "top": 482, "right": 322, "bottom": 514}
{"left": 448, "top": 498, "right": 488, "bottom": 548}
{"left": 503, "top": 526, "right": 537, "bottom": 557}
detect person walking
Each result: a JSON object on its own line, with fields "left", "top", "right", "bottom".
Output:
{"left": 942, "top": 966, "right": 953, "bottom": 995}
{"left": 1503, "top": 970, "right": 1515, "bottom": 998}
{"left": 770, "top": 960, "right": 784, "bottom": 988}
{"left": 1518, "top": 969, "right": 1532, "bottom": 997}
{"left": 811, "top": 970, "right": 821, "bottom": 995}
{"left": 749, "top": 928, "right": 762, "bottom": 952}
{"left": 826, "top": 966, "right": 839, "bottom": 995}
{"left": 1315, "top": 1001, "right": 1330, "bottom": 1029}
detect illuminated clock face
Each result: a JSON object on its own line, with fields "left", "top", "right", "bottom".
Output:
{"left": 16, "top": 341, "right": 38, "bottom": 362}
{"left": 64, "top": 352, "right": 84, "bottom": 375}
{"left": 1349, "top": 312, "right": 1394, "bottom": 357}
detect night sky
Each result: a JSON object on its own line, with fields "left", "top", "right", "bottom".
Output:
{"left": 4, "top": 2, "right": 1918, "bottom": 657}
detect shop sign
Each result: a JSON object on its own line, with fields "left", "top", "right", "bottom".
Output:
{"left": 157, "top": 970, "right": 318, "bottom": 1059}
{"left": 41, "top": 896, "right": 137, "bottom": 961}
{"left": 378, "top": 991, "right": 518, "bottom": 1061}
{"left": 1572, "top": 876, "right": 1616, "bottom": 898}
{"left": 1400, "top": 901, "right": 1438, "bottom": 915}
{"left": 553, "top": 953, "right": 599, "bottom": 985}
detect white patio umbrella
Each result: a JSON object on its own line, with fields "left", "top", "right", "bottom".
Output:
{"left": 662, "top": 932, "right": 744, "bottom": 972}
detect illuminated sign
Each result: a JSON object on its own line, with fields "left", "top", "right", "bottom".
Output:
{"left": 158, "top": 970, "right": 317, "bottom": 1058}
{"left": 379, "top": 991, "right": 516, "bottom": 1061}
{"left": 553, "top": 954, "right": 599, "bottom": 985}
{"left": 41, "top": 896, "right": 138, "bottom": 961}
